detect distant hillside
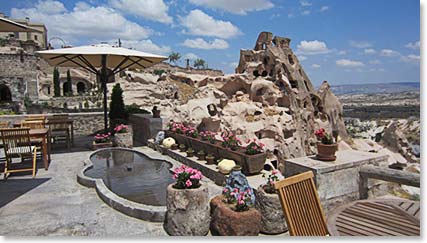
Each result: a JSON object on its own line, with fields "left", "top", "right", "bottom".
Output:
{"left": 330, "top": 82, "right": 420, "bottom": 95}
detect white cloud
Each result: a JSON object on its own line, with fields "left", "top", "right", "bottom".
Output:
{"left": 364, "top": 49, "right": 376, "bottom": 55}
{"left": 183, "top": 53, "right": 199, "bottom": 60}
{"left": 189, "top": 0, "right": 273, "bottom": 15}
{"left": 401, "top": 54, "right": 420, "bottom": 64}
{"left": 119, "top": 39, "right": 171, "bottom": 55}
{"left": 229, "top": 62, "right": 238, "bottom": 67}
{"left": 297, "top": 40, "right": 331, "bottom": 55}
{"left": 182, "top": 38, "right": 229, "bottom": 49}
{"left": 179, "top": 10, "right": 242, "bottom": 39}
{"left": 11, "top": 1, "right": 153, "bottom": 42}
{"left": 320, "top": 6, "right": 329, "bottom": 12}
{"left": 298, "top": 55, "right": 307, "bottom": 61}
{"left": 405, "top": 41, "right": 420, "bottom": 50}
{"left": 369, "top": 60, "right": 381, "bottom": 65}
{"left": 301, "top": 10, "right": 311, "bottom": 15}
{"left": 380, "top": 49, "right": 400, "bottom": 57}
{"left": 300, "top": 1, "right": 312, "bottom": 7}
{"left": 337, "top": 50, "right": 347, "bottom": 55}
{"left": 311, "top": 64, "right": 321, "bottom": 68}
{"left": 34, "top": 0, "right": 66, "bottom": 14}
{"left": 336, "top": 59, "right": 364, "bottom": 67}
{"left": 109, "top": 0, "right": 173, "bottom": 24}
{"left": 349, "top": 41, "right": 372, "bottom": 49}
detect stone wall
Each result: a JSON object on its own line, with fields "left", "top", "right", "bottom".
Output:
{"left": 0, "top": 112, "right": 104, "bottom": 136}
{"left": 0, "top": 52, "right": 39, "bottom": 112}
{"left": 129, "top": 114, "right": 163, "bottom": 145}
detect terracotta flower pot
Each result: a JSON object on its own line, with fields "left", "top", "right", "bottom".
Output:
{"left": 210, "top": 195, "right": 262, "bottom": 236}
{"left": 171, "top": 144, "right": 178, "bottom": 150}
{"left": 206, "top": 156, "right": 215, "bottom": 165}
{"left": 255, "top": 186, "right": 288, "bottom": 234}
{"left": 164, "top": 183, "right": 210, "bottom": 236}
{"left": 316, "top": 143, "right": 338, "bottom": 161}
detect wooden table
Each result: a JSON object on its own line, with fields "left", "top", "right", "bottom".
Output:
{"left": 327, "top": 199, "right": 420, "bottom": 236}
{"left": 14, "top": 119, "right": 74, "bottom": 145}
{"left": 29, "top": 128, "right": 50, "bottom": 170}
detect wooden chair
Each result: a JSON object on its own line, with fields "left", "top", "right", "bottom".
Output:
{"left": 274, "top": 171, "right": 330, "bottom": 236}
{"left": 0, "top": 121, "right": 10, "bottom": 128}
{"left": 21, "top": 120, "right": 45, "bottom": 129}
{"left": 0, "top": 128, "right": 38, "bottom": 179}
{"left": 48, "top": 116, "right": 71, "bottom": 151}
{"left": 25, "top": 115, "right": 46, "bottom": 121}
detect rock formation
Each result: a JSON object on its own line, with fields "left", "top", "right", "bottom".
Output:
{"left": 114, "top": 32, "right": 351, "bottom": 168}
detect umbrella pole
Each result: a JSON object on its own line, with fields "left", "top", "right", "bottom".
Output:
{"left": 101, "top": 54, "right": 108, "bottom": 133}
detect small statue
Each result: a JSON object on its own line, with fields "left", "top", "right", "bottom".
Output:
{"left": 154, "top": 131, "right": 165, "bottom": 144}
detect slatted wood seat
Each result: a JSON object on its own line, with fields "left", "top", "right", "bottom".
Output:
{"left": 48, "top": 116, "right": 71, "bottom": 151}
{"left": 0, "top": 128, "right": 38, "bottom": 179}
{"left": 327, "top": 199, "right": 420, "bottom": 236}
{"left": 274, "top": 171, "right": 330, "bottom": 236}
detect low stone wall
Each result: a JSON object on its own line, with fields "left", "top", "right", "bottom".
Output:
{"left": 0, "top": 112, "right": 104, "bottom": 136}
{"left": 129, "top": 114, "right": 163, "bottom": 145}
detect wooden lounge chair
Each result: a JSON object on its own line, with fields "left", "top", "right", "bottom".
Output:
{"left": 274, "top": 171, "right": 330, "bottom": 236}
{"left": 0, "top": 128, "right": 38, "bottom": 179}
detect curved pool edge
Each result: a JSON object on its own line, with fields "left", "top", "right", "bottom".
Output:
{"left": 77, "top": 147, "right": 169, "bottom": 223}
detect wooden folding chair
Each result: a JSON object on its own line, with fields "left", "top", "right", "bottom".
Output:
{"left": 0, "top": 128, "right": 38, "bottom": 179}
{"left": 21, "top": 120, "right": 45, "bottom": 129}
{"left": 274, "top": 171, "right": 330, "bottom": 236}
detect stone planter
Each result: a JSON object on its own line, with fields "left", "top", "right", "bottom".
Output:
{"left": 210, "top": 195, "right": 261, "bottom": 236}
{"left": 206, "top": 155, "right": 215, "bottom": 165}
{"left": 255, "top": 186, "right": 288, "bottom": 234}
{"left": 114, "top": 126, "right": 133, "bottom": 148}
{"left": 317, "top": 143, "right": 338, "bottom": 161}
{"left": 165, "top": 130, "right": 267, "bottom": 175}
{"left": 164, "top": 183, "right": 210, "bottom": 236}
{"left": 92, "top": 141, "right": 113, "bottom": 151}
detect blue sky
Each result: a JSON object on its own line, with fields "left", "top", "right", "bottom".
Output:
{"left": 0, "top": 0, "right": 420, "bottom": 86}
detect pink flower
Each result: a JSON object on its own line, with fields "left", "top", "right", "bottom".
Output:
{"left": 272, "top": 170, "right": 278, "bottom": 175}
{"left": 185, "top": 179, "right": 192, "bottom": 188}
{"left": 238, "top": 200, "right": 244, "bottom": 205}
{"left": 233, "top": 188, "right": 239, "bottom": 193}
{"left": 223, "top": 188, "right": 228, "bottom": 193}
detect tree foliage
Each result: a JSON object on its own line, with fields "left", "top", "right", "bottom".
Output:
{"left": 168, "top": 52, "right": 181, "bottom": 64}
{"left": 109, "top": 83, "right": 127, "bottom": 128}
{"left": 53, "top": 67, "right": 60, "bottom": 97}
{"left": 66, "top": 69, "right": 72, "bottom": 95}
{"left": 193, "top": 58, "right": 206, "bottom": 69}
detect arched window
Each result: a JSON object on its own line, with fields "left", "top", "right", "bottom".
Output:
{"left": 0, "top": 84, "right": 12, "bottom": 102}
{"left": 63, "top": 82, "right": 71, "bottom": 95}
{"left": 77, "top": 82, "right": 86, "bottom": 94}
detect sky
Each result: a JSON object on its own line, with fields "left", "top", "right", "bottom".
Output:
{"left": 0, "top": 0, "right": 420, "bottom": 86}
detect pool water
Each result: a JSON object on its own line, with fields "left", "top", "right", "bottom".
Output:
{"left": 85, "top": 149, "right": 174, "bottom": 206}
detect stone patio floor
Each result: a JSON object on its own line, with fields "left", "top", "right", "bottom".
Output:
{"left": 0, "top": 136, "right": 226, "bottom": 237}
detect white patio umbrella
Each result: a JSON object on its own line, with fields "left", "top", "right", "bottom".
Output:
{"left": 0, "top": 16, "right": 42, "bottom": 32}
{"left": 36, "top": 44, "right": 167, "bottom": 132}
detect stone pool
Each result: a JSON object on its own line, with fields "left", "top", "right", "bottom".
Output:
{"left": 78, "top": 148, "right": 174, "bottom": 222}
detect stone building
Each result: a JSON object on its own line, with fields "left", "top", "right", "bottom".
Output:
{"left": 0, "top": 13, "right": 48, "bottom": 49}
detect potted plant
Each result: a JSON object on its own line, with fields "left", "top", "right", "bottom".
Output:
{"left": 200, "top": 130, "right": 217, "bottom": 144}
{"left": 171, "top": 143, "right": 178, "bottom": 150}
{"left": 113, "top": 124, "right": 133, "bottom": 148}
{"left": 184, "top": 126, "right": 199, "bottom": 138}
{"left": 92, "top": 132, "right": 113, "bottom": 150}
{"left": 196, "top": 150, "right": 205, "bottom": 161}
{"left": 255, "top": 170, "right": 288, "bottom": 234}
{"left": 205, "top": 153, "right": 215, "bottom": 165}
{"left": 167, "top": 121, "right": 189, "bottom": 146}
{"left": 210, "top": 187, "right": 262, "bottom": 236}
{"left": 315, "top": 128, "right": 338, "bottom": 161}
{"left": 186, "top": 148, "right": 194, "bottom": 157}
{"left": 164, "top": 165, "right": 210, "bottom": 236}
{"left": 221, "top": 130, "right": 241, "bottom": 151}
{"left": 179, "top": 144, "right": 186, "bottom": 152}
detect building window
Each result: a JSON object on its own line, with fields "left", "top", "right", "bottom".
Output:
{"left": 34, "top": 35, "right": 38, "bottom": 41}
{"left": 0, "top": 84, "right": 12, "bottom": 102}
{"left": 77, "top": 82, "right": 86, "bottom": 94}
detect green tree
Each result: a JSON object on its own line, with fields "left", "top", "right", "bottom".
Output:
{"left": 109, "top": 83, "right": 127, "bottom": 128}
{"left": 53, "top": 67, "right": 60, "bottom": 97}
{"left": 168, "top": 52, "right": 181, "bottom": 64}
{"left": 66, "top": 69, "right": 73, "bottom": 95}
{"left": 193, "top": 58, "right": 206, "bottom": 69}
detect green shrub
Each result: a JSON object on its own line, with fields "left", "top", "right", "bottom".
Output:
{"left": 109, "top": 83, "right": 126, "bottom": 128}
{"left": 125, "top": 103, "right": 150, "bottom": 115}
